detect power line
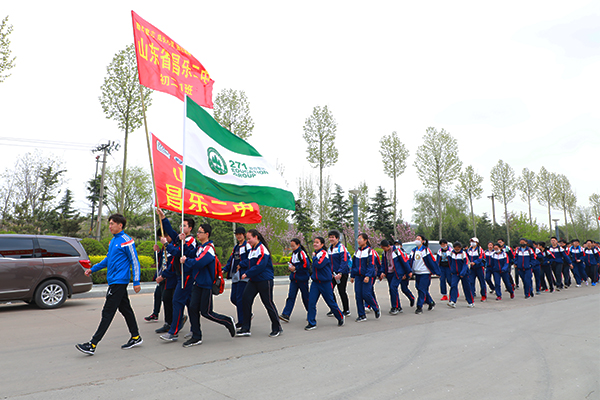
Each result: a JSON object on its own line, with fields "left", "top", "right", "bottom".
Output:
{"left": 0, "top": 137, "right": 102, "bottom": 150}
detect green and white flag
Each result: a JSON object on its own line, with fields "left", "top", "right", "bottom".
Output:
{"left": 183, "top": 96, "right": 295, "bottom": 210}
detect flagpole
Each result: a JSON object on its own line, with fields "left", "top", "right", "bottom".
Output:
{"left": 138, "top": 83, "right": 163, "bottom": 273}
{"left": 181, "top": 95, "right": 188, "bottom": 289}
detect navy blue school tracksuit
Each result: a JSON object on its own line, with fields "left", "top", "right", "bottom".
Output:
{"left": 223, "top": 241, "right": 252, "bottom": 324}
{"left": 398, "top": 248, "right": 415, "bottom": 305}
{"left": 489, "top": 251, "right": 514, "bottom": 299}
{"left": 156, "top": 247, "right": 177, "bottom": 326}
{"left": 539, "top": 249, "right": 555, "bottom": 292}
{"left": 531, "top": 248, "right": 544, "bottom": 293}
{"left": 381, "top": 246, "right": 411, "bottom": 310}
{"left": 351, "top": 246, "right": 380, "bottom": 317}
{"left": 161, "top": 217, "right": 196, "bottom": 336}
{"left": 513, "top": 246, "right": 536, "bottom": 298}
{"left": 281, "top": 248, "right": 311, "bottom": 318}
{"left": 240, "top": 242, "right": 281, "bottom": 333}
{"left": 466, "top": 246, "right": 487, "bottom": 299}
{"left": 484, "top": 249, "right": 496, "bottom": 292}
{"left": 448, "top": 249, "right": 473, "bottom": 305}
{"left": 408, "top": 246, "right": 440, "bottom": 310}
{"left": 437, "top": 246, "right": 451, "bottom": 297}
{"left": 307, "top": 248, "right": 343, "bottom": 326}
{"left": 183, "top": 240, "right": 235, "bottom": 341}
{"left": 567, "top": 245, "right": 586, "bottom": 285}
{"left": 582, "top": 248, "right": 600, "bottom": 284}
{"left": 548, "top": 245, "right": 571, "bottom": 289}
{"left": 328, "top": 242, "right": 351, "bottom": 314}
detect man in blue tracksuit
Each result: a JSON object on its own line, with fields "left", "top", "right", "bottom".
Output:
{"left": 514, "top": 238, "right": 536, "bottom": 298}
{"left": 305, "top": 237, "right": 344, "bottom": 330}
{"left": 380, "top": 240, "right": 411, "bottom": 314}
{"left": 180, "top": 223, "right": 236, "bottom": 347}
{"left": 157, "top": 209, "right": 197, "bottom": 341}
{"left": 76, "top": 214, "right": 142, "bottom": 355}
{"left": 223, "top": 226, "right": 252, "bottom": 327}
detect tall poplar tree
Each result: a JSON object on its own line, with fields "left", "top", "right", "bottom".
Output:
{"left": 458, "top": 165, "right": 483, "bottom": 237}
{"left": 213, "top": 88, "right": 254, "bottom": 139}
{"left": 536, "top": 167, "right": 556, "bottom": 235}
{"left": 517, "top": 168, "right": 537, "bottom": 225}
{"left": 0, "top": 16, "right": 16, "bottom": 83}
{"left": 379, "top": 131, "right": 409, "bottom": 238}
{"left": 490, "top": 160, "right": 516, "bottom": 245}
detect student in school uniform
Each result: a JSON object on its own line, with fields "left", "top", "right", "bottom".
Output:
{"left": 568, "top": 239, "right": 586, "bottom": 287}
{"left": 548, "top": 237, "right": 572, "bottom": 290}
{"left": 397, "top": 243, "right": 416, "bottom": 307}
{"left": 466, "top": 237, "right": 487, "bottom": 302}
{"left": 537, "top": 242, "right": 555, "bottom": 293}
{"left": 380, "top": 240, "right": 412, "bottom": 314}
{"left": 408, "top": 235, "right": 440, "bottom": 314}
{"left": 530, "top": 241, "right": 544, "bottom": 294}
{"left": 497, "top": 238, "right": 515, "bottom": 291}
{"left": 437, "top": 239, "right": 452, "bottom": 301}
{"left": 223, "top": 226, "right": 252, "bottom": 328}
{"left": 489, "top": 242, "right": 515, "bottom": 300}
{"left": 237, "top": 229, "right": 283, "bottom": 338}
{"left": 447, "top": 241, "right": 474, "bottom": 308}
{"left": 279, "top": 238, "right": 311, "bottom": 323}
{"left": 350, "top": 233, "right": 381, "bottom": 322}
{"left": 582, "top": 240, "right": 600, "bottom": 286}
{"left": 513, "top": 238, "right": 536, "bottom": 299}
{"left": 327, "top": 231, "right": 351, "bottom": 317}
{"left": 305, "top": 237, "right": 344, "bottom": 330}
{"left": 152, "top": 229, "right": 178, "bottom": 334}
{"left": 484, "top": 242, "right": 496, "bottom": 294}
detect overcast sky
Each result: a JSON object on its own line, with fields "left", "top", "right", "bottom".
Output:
{"left": 1, "top": 1, "right": 599, "bottom": 228}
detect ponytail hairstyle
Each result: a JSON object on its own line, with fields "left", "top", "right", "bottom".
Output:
{"left": 358, "top": 233, "right": 371, "bottom": 248}
{"left": 291, "top": 238, "right": 311, "bottom": 266}
{"left": 248, "top": 228, "right": 270, "bottom": 252}
{"left": 416, "top": 234, "right": 429, "bottom": 248}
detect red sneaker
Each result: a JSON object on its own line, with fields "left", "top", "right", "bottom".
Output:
{"left": 496, "top": 296, "right": 501, "bottom": 301}
{"left": 481, "top": 295, "right": 487, "bottom": 302}
{"left": 510, "top": 292, "right": 515, "bottom": 299}
{"left": 441, "top": 295, "right": 448, "bottom": 301}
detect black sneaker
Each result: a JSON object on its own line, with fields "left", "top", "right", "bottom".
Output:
{"left": 182, "top": 337, "right": 202, "bottom": 347}
{"left": 269, "top": 329, "right": 283, "bottom": 337}
{"left": 355, "top": 315, "right": 367, "bottom": 322}
{"left": 121, "top": 336, "right": 143, "bottom": 349}
{"left": 304, "top": 324, "right": 317, "bottom": 331}
{"left": 428, "top": 301, "right": 435, "bottom": 311}
{"left": 415, "top": 307, "right": 423, "bottom": 315}
{"left": 236, "top": 329, "right": 251, "bottom": 337}
{"left": 75, "top": 342, "right": 96, "bottom": 355}
{"left": 326, "top": 311, "right": 334, "bottom": 317}
{"left": 410, "top": 298, "right": 415, "bottom": 307}
{"left": 343, "top": 310, "right": 351, "bottom": 316}
{"left": 144, "top": 313, "right": 158, "bottom": 322}
{"left": 389, "top": 308, "right": 399, "bottom": 315}
{"left": 374, "top": 308, "right": 381, "bottom": 319}
{"left": 227, "top": 316, "right": 236, "bottom": 338}
{"left": 338, "top": 315, "right": 345, "bottom": 326}
{"left": 155, "top": 324, "right": 170, "bottom": 334}
{"left": 279, "top": 314, "right": 290, "bottom": 323}
{"left": 235, "top": 322, "right": 242, "bottom": 329}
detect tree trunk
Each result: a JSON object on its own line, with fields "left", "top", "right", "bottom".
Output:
{"left": 437, "top": 182, "right": 442, "bottom": 240}
{"left": 119, "top": 126, "right": 129, "bottom": 214}
{"left": 393, "top": 169, "right": 397, "bottom": 239}
{"left": 563, "top": 207, "right": 569, "bottom": 241}
{"left": 504, "top": 201, "right": 510, "bottom": 245}
{"left": 568, "top": 208, "right": 579, "bottom": 240}
{"left": 470, "top": 195, "right": 476, "bottom": 237}
{"left": 528, "top": 194, "right": 532, "bottom": 225}
{"left": 547, "top": 202, "right": 552, "bottom": 236}
{"left": 319, "top": 164, "right": 323, "bottom": 228}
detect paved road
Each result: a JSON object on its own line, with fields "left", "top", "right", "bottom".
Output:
{"left": 1, "top": 280, "right": 598, "bottom": 400}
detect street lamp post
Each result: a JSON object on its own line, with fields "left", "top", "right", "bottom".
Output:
{"left": 349, "top": 190, "right": 360, "bottom": 251}
{"left": 487, "top": 194, "right": 496, "bottom": 226}
{"left": 552, "top": 218, "right": 560, "bottom": 239}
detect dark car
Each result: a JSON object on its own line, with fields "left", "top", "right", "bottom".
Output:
{"left": 0, "top": 234, "right": 93, "bottom": 309}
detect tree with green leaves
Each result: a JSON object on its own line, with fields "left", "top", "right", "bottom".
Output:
{"left": 553, "top": 174, "right": 576, "bottom": 241}
{"left": 490, "top": 159, "right": 516, "bottom": 245}
{"left": 349, "top": 181, "right": 369, "bottom": 225}
{"left": 536, "top": 166, "right": 557, "bottom": 235}
{"left": 297, "top": 174, "right": 317, "bottom": 226}
{"left": 303, "top": 105, "right": 338, "bottom": 227}
{"left": 213, "top": 88, "right": 254, "bottom": 140}
{"left": 379, "top": 131, "right": 409, "bottom": 238}
{"left": 0, "top": 16, "right": 16, "bottom": 83}
{"left": 293, "top": 199, "right": 314, "bottom": 246}
{"left": 56, "top": 189, "right": 84, "bottom": 237}
{"left": 589, "top": 193, "right": 600, "bottom": 241}
{"left": 104, "top": 164, "right": 152, "bottom": 223}
{"left": 326, "top": 184, "right": 351, "bottom": 229}
{"left": 99, "top": 43, "right": 152, "bottom": 214}
{"left": 458, "top": 165, "right": 484, "bottom": 237}
{"left": 517, "top": 167, "right": 537, "bottom": 225}
{"left": 368, "top": 186, "right": 394, "bottom": 240}
{"left": 413, "top": 127, "right": 462, "bottom": 239}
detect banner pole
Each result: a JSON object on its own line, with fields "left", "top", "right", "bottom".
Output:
{"left": 181, "top": 95, "right": 188, "bottom": 289}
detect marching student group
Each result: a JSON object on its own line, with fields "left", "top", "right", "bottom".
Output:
{"left": 76, "top": 211, "right": 600, "bottom": 355}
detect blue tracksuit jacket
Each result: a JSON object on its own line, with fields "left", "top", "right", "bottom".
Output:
{"left": 548, "top": 245, "right": 571, "bottom": 265}
{"left": 466, "top": 247, "right": 486, "bottom": 269}
{"left": 381, "top": 246, "right": 412, "bottom": 279}
{"left": 351, "top": 246, "right": 378, "bottom": 278}
{"left": 328, "top": 242, "right": 350, "bottom": 274}
{"left": 246, "top": 242, "right": 274, "bottom": 282}
{"left": 513, "top": 246, "right": 536, "bottom": 270}
{"left": 290, "top": 248, "right": 311, "bottom": 281}
{"left": 489, "top": 251, "right": 510, "bottom": 273}
{"left": 184, "top": 240, "right": 217, "bottom": 289}
{"left": 223, "top": 241, "right": 251, "bottom": 282}
{"left": 312, "top": 248, "right": 333, "bottom": 283}
{"left": 449, "top": 250, "right": 469, "bottom": 276}
{"left": 157, "top": 248, "right": 178, "bottom": 290}
{"left": 91, "top": 231, "right": 141, "bottom": 286}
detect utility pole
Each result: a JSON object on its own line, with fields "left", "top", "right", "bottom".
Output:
{"left": 94, "top": 141, "right": 119, "bottom": 241}
{"left": 88, "top": 155, "right": 101, "bottom": 237}
{"left": 488, "top": 194, "right": 497, "bottom": 226}
{"left": 349, "top": 190, "right": 360, "bottom": 251}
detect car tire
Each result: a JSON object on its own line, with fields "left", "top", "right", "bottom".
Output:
{"left": 34, "top": 280, "right": 68, "bottom": 309}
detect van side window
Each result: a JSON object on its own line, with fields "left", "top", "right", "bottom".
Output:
{"left": 0, "top": 238, "right": 34, "bottom": 259}
{"left": 37, "top": 238, "right": 80, "bottom": 258}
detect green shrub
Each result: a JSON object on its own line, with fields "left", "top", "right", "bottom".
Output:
{"left": 80, "top": 238, "right": 107, "bottom": 256}
{"left": 214, "top": 246, "right": 223, "bottom": 260}
{"left": 136, "top": 240, "right": 156, "bottom": 258}
{"left": 273, "top": 264, "right": 290, "bottom": 276}
{"left": 280, "top": 256, "right": 291, "bottom": 263}
{"left": 100, "top": 237, "right": 111, "bottom": 249}
{"left": 271, "top": 255, "right": 281, "bottom": 263}
{"left": 90, "top": 268, "right": 157, "bottom": 284}
{"left": 88, "top": 254, "right": 154, "bottom": 269}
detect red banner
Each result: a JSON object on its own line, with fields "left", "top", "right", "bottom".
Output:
{"left": 152, "top": 134, "right": 262, "bottom": 224}
{"left": 132, "top": 11, "right": 214, "bottom": 108}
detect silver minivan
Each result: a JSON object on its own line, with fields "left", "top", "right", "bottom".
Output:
{"left": 0, "top": 234, "right": 93, "bottom": 309}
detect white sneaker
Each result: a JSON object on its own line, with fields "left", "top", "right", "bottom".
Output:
{"left": 447, "top": 302, "right": 456, "bottom": 308}
{"left": 467, "top": 303, "right": 474, "bottom": 308}
{"left": 576, "top": 284, "right": 581, "bottom": 287}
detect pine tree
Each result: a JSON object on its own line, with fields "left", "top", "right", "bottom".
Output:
{"left": 368, "top": 186, "right": 394, "bottom": 240}
{"left": 326, "top": 184, "right": 351, "bottom": 230}
{"left": 293, "top": 199, "right": 314, "bottom": 247}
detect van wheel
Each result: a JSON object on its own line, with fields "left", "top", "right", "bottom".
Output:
{"left": 34, "top": 280, "right": 67, "bottom": 309}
